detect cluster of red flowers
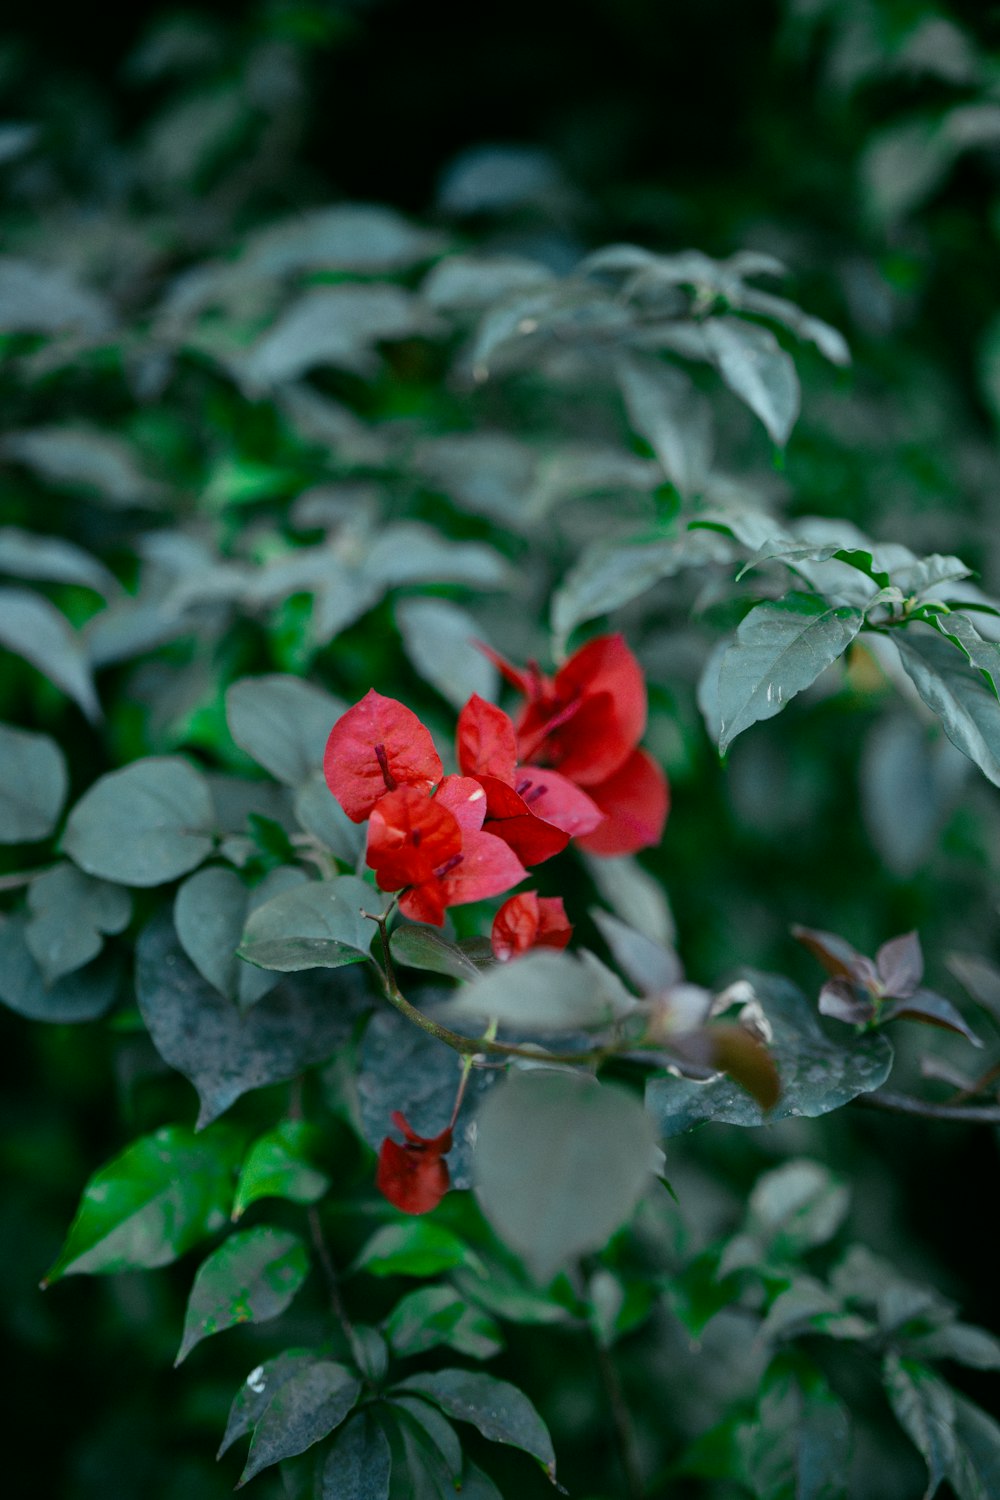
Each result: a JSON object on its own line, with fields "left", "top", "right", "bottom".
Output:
{"left": 322, "top": 633, "right": 668, "bottom": 1212}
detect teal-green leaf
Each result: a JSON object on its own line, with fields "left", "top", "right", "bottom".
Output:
{"left": 747, "top": 1160, "right": 851, "bottom": 1258}
{"left": 0, "top": 586, "right": 101, "bottom": 721}
{"left": 617, "top": 353, "right": 713, "bottom": 496}
{"left": 395, "top": 596, "right": 497, "bottom": 710}
{"left": 176, "top": 1226, "right": 309, "bottom": 1364}
{"left": 646, "top": 973, "right": 892, "bottom": 1135}
{"left": 293, "top": 771, "right": 366, "bottom": 864}
{"left": 42, "top": 1123, "right": 242, "bottom": 1285}
{"left": 26, "top": 862, "right": 132, "bottom": 984}
{"left": 395, "top": 1369, "right": 556, "bottom": 1481}
{"left": 225, "top": 674, "right": 346, "bottom": 788}
{"left": 218, "top": 1352, "right": 319, "bottom": 1459}
{"left": 232, "top": 1120, "right": 330, "bottom": 1219}
{"left": 704, "top": 316, "right": 801, "bottom": 445}
{"left": 63, "top": 757, "right": 215, "bottom": 886}
{"left": 883, "top": 1354, "right": 958, "bottom": 1499}
{"left": 0, "top": 722, "right": 68, "bottom": 842}
{"left": 353, "top": 1222, "right": 477, "bottom": 1279}
{"left": 174, "top": 864, "right": 307, "bottom": 1006}
{"left": 0, "top": 912, "right": 119, "bottom": 1023}
{"left": 238, "top": 1360, "right": 361, "bottom": 1486}
{"left": 238, "top": 875, "right": 377, "bottom": 972}
{"left": 448, "top": 948, "right": 635, "bottom": 1031}
{"left": 384, "top": 1286, "right": 503, "bottom": 1361}
{"left": 473, "top": 1071, "right": 657, "bottom": 1284}
{"left": 0, "top": 524, "right": 118, "bottom": 596}
{"left": 717, "top": 593, "right": 863, "bottom": 752}
{"left": 318, "top": 1411, "right": 392, "bottom": 1500}
{"left": 949, "top": 1393, "right": 1000, "bottom": 1500}
{"left": 895, "top": 631, "right": 1000, "bottom": 786}
{"left": 390, "top": 924, "right": 485, "bottom": 983}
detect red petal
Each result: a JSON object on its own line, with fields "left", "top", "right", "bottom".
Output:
{"left": 389, "top": 1111, "right": 453, "bottom": 1154}
{"left": 474, "top": 642, "right": 543, "bottom": 699}
{"left": 517, "top": 635, "right": 647, "bottom": 785}
{"left": 516, "top": 766, "right": 604, "bottom": 838}
{"left": 435, "top": 774, "right": 489, "bottom": 832}
{"left": 376, "top": 1137, "right": 452, "bottom": 1214}
{"left": 535, "top": 896, "right": 573, "bottom": 949}
{"left": 399, "top": 881, "right": 448, "bottom": 926}
{"left": 324, "top": 689, "right": 443, "bottom": 823}
{"left": 476, "top": 774, "right": 570, "bottom": 865}
{"left": 438, "top": 828, "right": 527, "bottom": 907}
{"left": 575, "top": 747, "right": 669, "bottom": 856}
{"left": 367, "top": 786, "right": 461, "bottom": 891}
{"left": 491, "top": 892, "right": 573, "bottom": 960}
{"left": 456, "top": 695, "right": 518, "bottom": 783}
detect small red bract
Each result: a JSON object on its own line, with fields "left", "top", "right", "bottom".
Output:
{"left": 376, "top": 1111, "right": 453, "bottom": 1214}
{"left": 324, "top": 689, "right": 443, "bottom": 823}
{"left": 491, "top": 891, "right": 573, "bottom": 961}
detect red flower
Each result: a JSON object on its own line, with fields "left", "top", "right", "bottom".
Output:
{"left": 366, "top": 780, "right": 527, "bottom": 926}
{"left": 456, "top": 694, "right": 604, "bottom": 864}
{"left": 376, "top": 1111, "right": 453, "bottom": 1214}
{"left": 324, "top": 689, "right": 443, "bottom": 823}
{"left": 491, "top": 892, "right": 573, "bottom": 961}
{"left": 480, "top": 635, "right": 669, "bottom": 857}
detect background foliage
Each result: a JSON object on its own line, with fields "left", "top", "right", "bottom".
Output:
{"left": 4, "top": 1, "right": 1000, "bottom": 1496}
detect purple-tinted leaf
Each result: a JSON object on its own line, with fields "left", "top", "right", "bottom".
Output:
{"left": 792, "top": 925, "right": 878, "bottom": 988}
{"left": 876, "top": 931, "right": 924, "bottom": 998}
{"left": 947, "top": 953, "right": 1000, "bottom": 1023}
{"left": 880, "top": 989, "right": 984, "bottom": 1047}
{"left": 819, "top": 979, "right": 875, "bottom": 1026}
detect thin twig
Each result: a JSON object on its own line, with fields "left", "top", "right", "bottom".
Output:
{"left": 593, "top": 1337, "right": 644, "bottom": 1500}
{"left": 856, "top": 1088, "right": 1000, "bottom": 1124}
{"left": 306, "top": 1204, "right": 353, "bottom": 1341}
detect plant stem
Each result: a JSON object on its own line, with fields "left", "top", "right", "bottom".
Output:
{"left": 593, "top": 1336, "right": 644, "bottom": 1500}
{"left": 857, "top": 1088, "right": 1000, "bottom": 1124}
{"left": 306, "top": 1203, "right": 353, "bottom": 1341}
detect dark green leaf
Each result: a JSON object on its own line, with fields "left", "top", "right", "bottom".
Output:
{"left": 63, "top": 757, "right": 215, "bottom": 886}
{"left": 704, "top": 317, "right": 800, "bottom": 445}
{"left": 226, "top": 675, "right": 346, "bottom": 789}
{"left": 646, "top": 972, "right": 893, "bottom": 1135}
{"left": 383, "top": 1286, "right": 503, "bottom": 1361}
{"left": 238, "top": 875, "right": 377, "bottom": 972}
{"left": 0, "top": 722, "right": 68, "bottom": 843}
{"left": 395, "top": 1369, "right": 556, "bottom": 1481}
{"left": 717, "top": 593, "right": 863, "bottom": 752}
{"left": 25, "top": 862, "right": 131, "bottom": 985}
{"left": 239, "top": 1361, "right": 361, "bottom": 1486}
{"left": 0, "top": 913, "right": 119, "bottom": 1023}
{"left": 895, "top": 632, "right": 1000, "bottom": 787}
{"left": 135, "top": 913, "right": 365, "bottom": 1128}
{"left": 219, "top": 1352, "right": 320, "bottom": 1459}
{"left": 176, "top": 1226, "right": 309, "bottom": 1363}
{"left": 232, "top": 1120, "right": 330, "bottom": 1219}
{"left": 949, "top": 1393, "right": 1000, "bottom": 1500}
{"left": 0, "top": 586, "right": 101, "bottom": 721}
{"left": 353, "top": 1222, "right": 477, "bottom": 1279}
{"left": 474, "top": 1071, "right": 657, "bottom": 1282}
{"left": 391, "top": 1397, "right": 463, "bottom": 1481}
{"left": 348, "top": 1324, "right": 389, "bottom": 1384}
{"left": 43, "top": 1123, "right": 242, "bottom": 1284}
{"left": 883, "top": 1354, "right": 957, "bottom": 1499}
{"left": 318, "top": 1411, "right": 392, "bottom": 1500}
{"left": 390, "top": 925, "right": 484, "bottom": 983}
{"left": 175, "top": 865, "right": 307, "bottom": 1006}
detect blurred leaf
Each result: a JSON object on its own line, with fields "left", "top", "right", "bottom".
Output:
{"left": 895, "top": 632, "right": 1000, "bottom": 787}
{"left": 135, "top": 912, "right": 364, "bottom": 1128}
{"left": 0, "top": 586, "right": 101, "bottom": 721}
{"left": 383, "top": 1286, "right": 503, "bottom": 1361}
{"left": 747, "top": 1160, "right": 851, "bottom": 1257}
{"left": 242, "top": 203, "right": 444, "bottom": 275}
{"left": 317, "top": 1411, "right": 392, "bottom": 1500}
{"left": 226, "top": 674, "right": 347, "bottom": 788}
{"left": 63, "top": 757, "right": 215, "bottom": 886}
{"left": 717, "top": 593, "right": 863, "bottom": 752}
{"left": 365, "top": 524, "right": 508, "bottom": 590}
{"left": 704, "top": 317, "right": 800, "bottom": 445}
{"left": 882, "top": 1354, "right": 957, "bottom": 1499}
{"left": 175, "top": 864, "right": 307, "bottom": 1006}
{"left": 474, "top": 1070, "right": 656, "bottom": 1282}
{"left": 2, "top": 426, "right": 163, "bottom": 507}
{"left": 0, "top": 526, "right": 118, "bottom": 595}
{"left": 395, "top": 597, "right": 497, "bottom": 710}
{"left": 739, "top": 1362, "right": 851, "bottom": 1500}
{"left": 949, "top": 1393, "right": 1000, "bottom": 1500}
{"left": 238, "top": 875, "right": 376, "bottom": 972}
{"left": 240, "top": 285, "right": 433, "bottom": 389}
{"left": 176, "top": 1227, "right": 309, "bottom": 1364}
{"left": 0, "top": 912, "right": 119, "bottom": 1022}
{"left": 860, "top": 713, "right": 967, "bottom": 878}
{"left": 43, "top": 1123, "right": 242, "bottom": 1284}
{"left": 394, "top": 1369, "right": 556, "bottom": 1480}
{"left": 450, "top": 949, "right": 636, "bottom": 1031}
{"left": 582, "top": 851, "right": 676, "bottom": 947}
{"left": 26, "top": 862, "right": 132, "bottom": 984}
{"left": 910, "top": 1324, "right": 1000, "bottom": 1372}
{"left": 354, "top": 1222, "right": 475, "bottom": 1279}
{"left": 232, "top": 1120, "right": 330, "bottom": 1219}
{"left": 591, "top": 909, "right": 682, "bottom": 994}
{"left": 238, "top": 1361, "right": 361, "bottom": 1486}
{"left": 0, "top": 254, "right": 112, "bottom": 334}
{"left": 0, "top": 722, "right": 67, "bottom": 842}
{"left": 618, "top": 354, "right": 713, "bottom": 494}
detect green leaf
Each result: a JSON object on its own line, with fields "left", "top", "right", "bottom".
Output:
{"left": 883, "top": 1354, "right": 958, "bottom": 1499}
{"left": 390, "top": 925, "right": 485, "bottom": 983}
{"left": 243, "top": 203, "right": 444, "bottom": 275}
{"left": 293, "top": 771, "right": 366, "bottom": 864}
{"left": 0, "top": 525, "right": 118, "bottom": 596}
{"left": 717, "top": 593, "right": 864, "bottom": 752}
{"left": 318, "top": 1411, "right": 392, "bottom": 1500}
{"left": 0, "top": 722, "right": 68, "bottom": 842}
{"left": 218, "top": 1352, "right": 320, "bottom": 1459}
{"left": 908, "top": 1323, "right": 1000, "bottom": 1372}
{"left": 747, "top": 1160, "right": 851, "bottom": 1258}
{"left": 645, "top": 973, "right": 893, "bottom": 1135}
{"left": 0, "top": 254, "right": 112, "bottom": 334}
{"left": 0, "top": 912, "right": 119, "bottom": 1023}
{"left": 474, "top": 1071, "right": 657, "bottom": 1283}
{"left": 25, "top": 862, "right": 132, "bottom": 985}
{"left": 582, "top": 851, "right": 676, "bottom": 946}
{"left": 617, "top": 353, "right": 713, "bottom": 495}
{"left": 931, "top": 613, "right": 1000, "bottom": 697}
{"left": 448, "top": 949, "right": 636, "bottom": 1030}
{"left": 949, "top": 1393, "right": 1000, "bottom": 1500}
{"left": 176, "top": 1226, "right": 309, "bottom": 1364}
{"left": 43, "top": 1123, "right": 242, "bottom": 1285}
{"left": 395, "top": 1369, "right": 556, "bottom": 1481}
{"left": 383, "top": 1286, "right": 504, "bottom": 1361}
{"left": 395, "top": 596, "right": 497, "bottom": 710}
{"left": 895, "top": 631, "right": 1000, "bottom": 787}
{"left": 241, "top": 284, "right": 430, "bottom": 388}
{"left": 63, "top": 757, "right": 215, "bottom": 886}
{"left": 0, "top": 586, "right": 101, "bottom": 721}
{"left": 135, "top": 913, "right": 365, "bottom": 1128}
{"left": 2, "top": 424, "right": 164, "bottom": 506}
{"left": 391, "top": 1397, "right": 463, "bottom": 1482}
{"left": 238, "top": 875, "right": 377, "bottom": 972}
{"left": 238, "top": 1361, "right": 361, "bottom": 1486}
{"left": 348, "top": 1324, "right": 389, "bottom": 1383}
{"left": 704, "top": 317, "right": 801, "bottom": 445}
{"left": 226, "top": 675, "right": 347, "bottom": 788}
{"left": 232, "top": 1120, "right": 330, "bottom": 1219}
{"left": 175, "top": 865, "right": 307, "bottom": 1006}
{"left": 740, "top": 1363, "right": 851, "bottom": 1500}
{"left": 353, "top": 1222, "right": 477, "bottom": 1279}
